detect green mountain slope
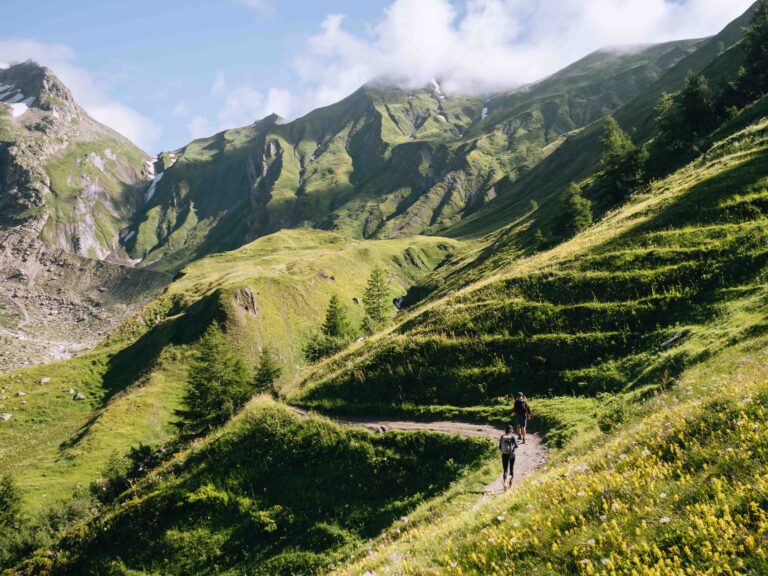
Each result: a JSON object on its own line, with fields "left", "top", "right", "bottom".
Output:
{"left": 0, "top": 229, "right": 457, "bottom": 514}
{"left": 3, "top": 5, "right": 768, "bottom": 575}
{"left": 0, "top": 62, "right": 151, "bottom": 261}
{"left": 124, "top": 40, "right": 700, "bottom": 272}
{"left": 9, "top": 65, "right": 768, "bottom": 576}
{"left": 295, "top": 102, "right": 768, "bottom": 422}
{"left": 445, "top": 2, "right": 758, "bottom": 240}
{"left": 27, "top": 399, "right": 489, "bottom": 576}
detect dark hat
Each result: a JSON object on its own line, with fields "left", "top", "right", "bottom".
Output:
{"left": 517, "top": 392, "right": 524, "bottom": 398}
{"left": 505, "top": 424, "right": 513, "bottom": 432}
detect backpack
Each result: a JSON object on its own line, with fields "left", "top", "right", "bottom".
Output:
{"left": 514, "top": 399, "right": 531, "bottom": 417}
{"left": 500, "top": 434, "right": 516, "bottom": 454}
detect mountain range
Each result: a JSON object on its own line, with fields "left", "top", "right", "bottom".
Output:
{"left": 2, "top": 2, "right": 768, "bottom": 574}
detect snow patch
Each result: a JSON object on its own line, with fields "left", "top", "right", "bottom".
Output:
{"left": 436, "top": 113, "right": 448, "bottom": 123}
{"left": 144, "top": 172, "right": 164, "bottom": 204}
{"left": 122, "top": 230, "right": 136, "bottom": 242}
{"left": 481, "top": 106, "right": 489, "bottom": 120}
{"left": 0, "top": 84, "right": 35, "bottom": 117}
{"left": 9, "top": 103, "right": 29, "bottom": 117}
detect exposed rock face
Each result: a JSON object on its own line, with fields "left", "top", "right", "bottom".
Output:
{"left": 0, "top": 229, "right": 170, "bottom": 372}
{"left": 0, "top": 62, "right": 150, "bottom": 260}
{"left": 234, "top": 286, "right": 259, "bottom": 317}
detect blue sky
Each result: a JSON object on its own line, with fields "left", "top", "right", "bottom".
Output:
{"left": 0, "top": 0, "right": 755, "bottom": 153}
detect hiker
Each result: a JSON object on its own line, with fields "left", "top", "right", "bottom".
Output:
{"left": 499, "top": 424, "right": 519, "bottom": 490}
{"left": 513, "top": 392, "right": 532, "bottom": 444}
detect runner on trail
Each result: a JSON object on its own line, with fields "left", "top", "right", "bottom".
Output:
{"left": 513, "top": 392, "right": 532, "bottom": 444}
{"left": 499, "top": 424, "right": 519, "bottom": 490}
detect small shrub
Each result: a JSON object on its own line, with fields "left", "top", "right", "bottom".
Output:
{"left": 597, "top": 397, "right": 631, "bottom": 432}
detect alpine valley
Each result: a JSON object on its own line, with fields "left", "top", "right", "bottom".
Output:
{"left": 2, "top": 2, "right": 768, "bottom": 575}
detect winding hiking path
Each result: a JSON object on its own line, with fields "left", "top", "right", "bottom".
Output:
{"left": 290, "top": 408, "right": 548, "bottom": 494}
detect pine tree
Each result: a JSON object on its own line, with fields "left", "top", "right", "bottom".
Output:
{"left": 363, "top": 267, "right": 390, "bottom": 325}
{"left": 321, "top": 294, "right": 351, "bottom": 339}
{"left": 174, "top": 322, "right": 250, "bottom": 439}
{"left": 559, "top": 183, "right": 593, "bottom": 237}
{"left": 744, "top": 0, "right": 768, "bottom": 95}
{"left": 680, "top": 72, "right": 715, "bottom": 137}
{"left": 0, "top": 474, "right": 21, "bottom": 529}
{"left": 253, "top": 347, "right": 283, "bottom": 397}
{"left": 600, "top": 117, "right": 635, "bottom": 173}
{"left": 600, "top": 117, "right": 647, "bottom": 201}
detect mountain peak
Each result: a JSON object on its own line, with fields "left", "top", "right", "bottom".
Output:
{"left": 0, "top": 60, "right": 77, "bottom": 119}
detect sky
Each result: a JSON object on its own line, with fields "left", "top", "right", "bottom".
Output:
{"left": 0, "top": 0, "right": 756, "bottom": 153}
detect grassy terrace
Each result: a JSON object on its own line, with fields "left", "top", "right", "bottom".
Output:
{"left": 294, "top": 119, "right": 768, "bottom": 446}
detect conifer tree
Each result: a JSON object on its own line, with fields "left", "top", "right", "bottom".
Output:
{"left": 363, "top": 266, "right": 390, "bottom": 325}
{"left": 744, "top": 0, "right": 768, "bottom": 95}
{"left": 600, "top": 117, "right": 647, "bottom": 200}
{"left": 0, "top": 474, "right": 20, "bottom": 530}
{"left": 680, "top": 72, "right": 715, "bottom": 137}
{"left": 174, "top": 322, "right": 250, "bottom": 439}
{"left": 600, "top": 117, "right": 635, "bottom": 173}
{"left": 559, "top": 183, "right": 593, "bottom": 237}
{"left": 253, "top": 347, "right": 283, "bottom": 397}
{"left": 321, "top": 294, "right": 351, "bottom": 339}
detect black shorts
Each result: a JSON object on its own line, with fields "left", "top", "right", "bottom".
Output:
{"left": 501, "top": 453, "right": 516, "bottom": 477}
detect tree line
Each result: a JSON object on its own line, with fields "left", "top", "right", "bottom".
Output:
{"left": 552, "top": 0, "right": 768, "bottom": 241}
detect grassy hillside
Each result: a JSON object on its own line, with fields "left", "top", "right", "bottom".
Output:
{"left": 340, "top": 330, "right": 768, "bottom": 575}
{"left": 0, "top": 230, "right": 457, "bottom": 514}
{"left": 445, "top": 2, "right": 757, "bottom": 241}
{"left": 124, "top": 41, "right": 698, "bottom": 271}
{"left": 16, "top": 399, "right": 489, "bottom": 576}
{"left": 9, "top": 87, "right": 768, "bottom": 576}
{"left": 294, "top": 106, "right": 768, "bottom": 442}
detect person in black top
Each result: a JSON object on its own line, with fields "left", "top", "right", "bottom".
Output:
{"left": 498, "top": 424, "right": 519, "bottom": 490}
{"left": 513, "top": 392, "right": 532, "bottom": 444}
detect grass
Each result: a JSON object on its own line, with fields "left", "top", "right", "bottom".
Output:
{"left": 25, "top": 399, "right": 491, "bottom": 576}
{"left": 294, "top": 117, "right": 768, "bottom": 420}
{"left": 0, "top": 229, "right": 458, "bottom": 517}
{"left": 338, "top": 334, "right": 768, "bottom": 575}
{"left": 0, "top": 347, "right": 186, "bottom": 515}
{"left": 124, "top": 41, "right": 696, "bottom": 271}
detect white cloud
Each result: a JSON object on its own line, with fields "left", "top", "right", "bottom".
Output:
{"left": 214, "top": 85, "right": 295, "bottom": 131}
{"left": 172, "top": 102, "right": 190, "bottom": 117}
{"left": 287, "top": 0, "right": 755, "bottom": 111}
{"left": 0, "top": 39, "right": 159, "bottom": 150}
{"left": 211, "top": 71, "right": 227, "bottom": 97}
{"left": 240, "top": 0, "right": 273, "bottom": 15}
{"left": 188, "top": 114, "right": 211, "bottom": 139}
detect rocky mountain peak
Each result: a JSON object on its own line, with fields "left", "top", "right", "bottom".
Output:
{"left": 0, "top": 61, "right": 78, "bottom": 121}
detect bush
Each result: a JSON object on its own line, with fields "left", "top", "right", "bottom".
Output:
{"left": 597, "top": 397, "right": 631, "bottom": 433}
{"left": 303, "top": 333, "right": 348, "bottom": 362}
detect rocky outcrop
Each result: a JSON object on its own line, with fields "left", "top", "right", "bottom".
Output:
{"left": 0, "top": 229, "right": 170, "bottom": 372}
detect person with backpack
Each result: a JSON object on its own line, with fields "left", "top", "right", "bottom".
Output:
{"left": 499, "top": 424, "right": 519, "bottom": 490}
{"left": 513, "top": 392, "right": 532, "bottom": 444}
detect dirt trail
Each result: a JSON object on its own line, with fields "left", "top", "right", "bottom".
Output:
{"left": 291, "top": 408, "right": 548, "bottom": 494}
